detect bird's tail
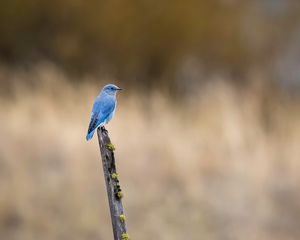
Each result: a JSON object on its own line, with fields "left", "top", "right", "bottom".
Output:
{"left": 86, "top": 129, "right": 95, "bottom": 141}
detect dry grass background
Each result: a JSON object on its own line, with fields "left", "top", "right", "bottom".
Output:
{"left": 0, "top": 65, "right": 300, "bottom": 240}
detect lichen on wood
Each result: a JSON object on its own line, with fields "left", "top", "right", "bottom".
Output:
{"left": 97, "top": 127, "right": 128, "bottom": 240}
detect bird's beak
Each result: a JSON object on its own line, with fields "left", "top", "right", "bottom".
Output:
{"left": 117, "top": 87, "right": 122, "bottom": 91}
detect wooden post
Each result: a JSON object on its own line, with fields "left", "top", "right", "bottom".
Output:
{"left": 97, "top": 127, "right": 129, "bottom": 240}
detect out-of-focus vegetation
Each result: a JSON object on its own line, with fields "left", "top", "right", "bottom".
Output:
{"left": 0, "top": 67, "right": 300, "bottom": 240}
{"left": 0, "top": 0, "right": 300, "bottom": 91}
{"left": 0, "top": 1, "right": 300, "bottom": 240}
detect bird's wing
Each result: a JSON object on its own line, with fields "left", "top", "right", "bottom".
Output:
{"left": 87, "top": 96, "right": 115, "bottom": 135}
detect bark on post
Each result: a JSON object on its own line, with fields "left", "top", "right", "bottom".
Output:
{"left": 97, "top": 127, "right": 129, "bottom": 240}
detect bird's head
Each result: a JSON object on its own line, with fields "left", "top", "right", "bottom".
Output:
{"left": 103, "top": 84, "right": 122, "bottom": 95}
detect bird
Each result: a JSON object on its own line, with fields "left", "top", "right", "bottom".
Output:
{"left": 86, "top": 84, "right": 122, "bottom": 141}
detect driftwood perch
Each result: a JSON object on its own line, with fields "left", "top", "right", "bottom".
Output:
{"left": 97, "top": 127, "right": 129, "bottom": 240}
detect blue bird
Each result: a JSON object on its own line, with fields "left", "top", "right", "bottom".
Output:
{"left": 86, "top": 84, "right": 122, "bottom": 141}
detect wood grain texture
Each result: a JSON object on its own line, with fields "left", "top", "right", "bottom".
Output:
{"left": 97, "top": 127, "right": 128, "bottom": 240}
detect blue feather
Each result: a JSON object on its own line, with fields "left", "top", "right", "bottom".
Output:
{"left": 86, "top": 84, "right": 120, "bottom": 141}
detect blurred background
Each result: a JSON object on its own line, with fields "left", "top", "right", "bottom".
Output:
{"left": 0, "top": 1, "right": 300, "bottom": 239}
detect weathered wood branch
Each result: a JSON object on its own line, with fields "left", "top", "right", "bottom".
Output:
{"left": 97, "top": 127, "right": 129, "bottom": 240}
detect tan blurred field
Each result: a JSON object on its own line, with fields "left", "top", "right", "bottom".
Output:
{"left": 0, "top": 65, "right": 300, "bottom": 240}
